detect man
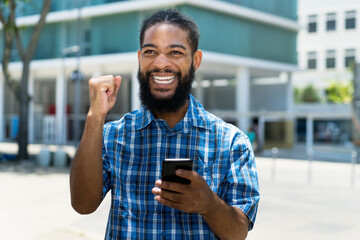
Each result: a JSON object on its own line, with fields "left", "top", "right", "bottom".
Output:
{"left": 70, "top": 9, "right": 259, "bottom": 239}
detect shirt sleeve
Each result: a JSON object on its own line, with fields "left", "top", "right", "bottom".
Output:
{"left": 222, "top": 132, "right": 260, "bottom": 231}
{"left": 102, "top": 125, "right": 112, "bottom": 199}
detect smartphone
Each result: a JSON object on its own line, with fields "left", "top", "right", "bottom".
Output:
{"left": 161, "top": 158, "right": 193, "bottom": 185}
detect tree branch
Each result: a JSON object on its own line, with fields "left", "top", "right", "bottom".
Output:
{"left": 25, "top": 0, "right": 52, "bottom": 61}
{"left": 0, "top": 6, "right": 6, "bottom": 25}
{"left": 1, "top": 29, "right": 20, "bottom": 101}
{"left": 0, "top": 1, "right": 20, "bottom": 101}
{"left": 9, "top": 0, "right": 26, "bottom": 60}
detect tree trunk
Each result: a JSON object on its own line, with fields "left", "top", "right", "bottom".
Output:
{"left": 17, "top": 61, "right": 30, "bottom": 160}
{"left": 0, "top": 0, "right": 51, "bottom": 160}
{"left": 13, "top": 0, "right": 52, "bottom": 160}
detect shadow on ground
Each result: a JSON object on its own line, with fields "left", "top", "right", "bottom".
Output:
{"left": 0, "top": 160, "right": 70, "bottom": 175}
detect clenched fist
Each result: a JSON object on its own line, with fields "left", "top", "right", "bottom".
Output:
{"left": 88, "top": 75, "right": 122, "bottom": 118}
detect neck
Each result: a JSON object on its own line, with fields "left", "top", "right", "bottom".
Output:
{"left": 153, "top": 99, "right": 189, "bottom": 129}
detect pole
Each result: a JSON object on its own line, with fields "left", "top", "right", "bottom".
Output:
{"left": 271, "top": 147, "right": 278, "bottom": 182}
{"left": 352, "top": 63, "right": 360, "bottom": 187}
{"left": 73, "top": 0, "right": 83, "bottom": 142}
{"left": 307, "top": 148, "right": 313, "bottom": 185}
{"left": 351, "top": 150, "right": 357, "bottom": 186}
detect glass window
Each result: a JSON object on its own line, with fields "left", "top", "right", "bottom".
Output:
{"left": 308, "top": 15, "right": 317, "bottom": 33}
{"left": 345, "top": 49, "right": 356, "bottom": 67}
{"left": 307, "top": 51, "right": 317, "bottom": 69}
{"left": 345, "top": 10, "right": 356, "bottom": 29}
{"left": 326, "top": 50, "right": 336, "bottom": 68}
{"left": 326, "top": 13, "right": 336, "bottom": 31}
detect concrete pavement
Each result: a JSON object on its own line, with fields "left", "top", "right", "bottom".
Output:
{"left": 0, "top": 162, "right": 110, "bottom": 240}
{"left": 1, "top": 155, "right": 360, "bottom": 240}
{"left": 248, "top": 157, "right": 360, "bottom": 240}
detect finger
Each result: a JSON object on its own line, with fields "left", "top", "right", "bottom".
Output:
{"left": 152, "top": 186, "right": 161, "bottom": 196}
{"left": 103, "top": 76, "right": 116, "bottom": 95}
{"left": 154, "top": 187, "right": 185, "bottom": 205}
{"left": 90, "top": 75, "right": 113, "bottom": 93}
{"left": 155, "top": 179, "right": 162, "bottom": 188}
{"left": 159, "top": 179, "right": 191, "bottom": 195}
{"left": 175, "top": 169, "right": 195, "bottom": 181}
{"left": 114, "top": 75, "right": 122, "bottom": 94}
{"left": 154, "top": 195, "right": 193, "bottom": 213}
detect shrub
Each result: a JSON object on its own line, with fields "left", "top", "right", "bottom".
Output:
{"left": 325, "top": 81, "right": 353, "bottom": 104}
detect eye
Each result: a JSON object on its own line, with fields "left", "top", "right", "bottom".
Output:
{"left": 172, "top": 50, "right": 183, "bottom": 55}
{"left": 143, "top": 49, "right": 155, "bottom": 55}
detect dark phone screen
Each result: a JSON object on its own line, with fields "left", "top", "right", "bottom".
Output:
{"left": 161, "top": 158, "right": 193, "bottom": 184}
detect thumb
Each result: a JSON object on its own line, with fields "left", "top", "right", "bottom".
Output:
{"left": 114, "top": 76, "right": 122, "bottom": 95}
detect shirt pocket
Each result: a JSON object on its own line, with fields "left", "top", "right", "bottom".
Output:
{"left": 112, "top": 140, "right": 141, "bottom": 190}
{"left": 194, "top": 155, "right": 214, "bottom": 189}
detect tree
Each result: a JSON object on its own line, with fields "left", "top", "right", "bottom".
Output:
{"left": 293, "top": 86, "right": 302, "bottom": 104}
{"left": 296, "top": 84, "right": 321, "bottom": 103}
{"left": 325, "top": 81, "right": 353, "bottom": 104}
{"left": 0, "top": 0, "right": 52, "bottom": 160}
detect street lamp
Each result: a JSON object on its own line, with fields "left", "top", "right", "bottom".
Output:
{"left": 72, "top": 0, "right": 84, "bottom": 142}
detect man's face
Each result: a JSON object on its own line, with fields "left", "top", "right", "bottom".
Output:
{"left": 137, "top": 23, "right": 202, "bottom": 113}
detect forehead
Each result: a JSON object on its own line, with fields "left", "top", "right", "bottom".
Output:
{"left": 142, "top": 23, "right": 190, "bottom": 48}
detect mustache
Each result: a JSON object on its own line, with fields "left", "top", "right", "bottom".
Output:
{"left": 146, "top": 68, "right": 180, "bottom": 76}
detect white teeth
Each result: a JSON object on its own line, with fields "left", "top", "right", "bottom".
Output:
{"left": 153, "top": 76, "right": 175, "bottom": 84}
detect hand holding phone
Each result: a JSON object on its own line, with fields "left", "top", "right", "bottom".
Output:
{"left": 161, "top": 158, "right": 193, "bottom": 185}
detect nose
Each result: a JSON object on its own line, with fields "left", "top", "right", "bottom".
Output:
{"left": 153, "top": 53, "right": 171, "bottom": 70}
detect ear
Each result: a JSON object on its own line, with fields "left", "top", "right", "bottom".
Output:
{"left": 137, "top": 49, "right": 141, "bottom": 62}
{"left": 192, "top": 49, "right": 202, "bottom": 70}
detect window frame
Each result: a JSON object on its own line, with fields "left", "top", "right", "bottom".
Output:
{"left": 307, "top": 51, "right": 317, "bottom": 69}
{"left": 326, "top": 13, "right": 337, "bottom": 31}
{"left": 345, "top": 10, "right": 356, "bottom": 29}
{"left": 307, "top": 14, "right": 317, "bottom": 33}
{"left": 326, "top": 50, "right": 336, "bottom": 69}
{"left": 345, "top": 49, "right": 356, "bottom": 68}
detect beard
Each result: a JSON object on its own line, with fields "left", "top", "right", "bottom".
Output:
{"left": 137, "top": 64, "right": 195, "bottom": 113}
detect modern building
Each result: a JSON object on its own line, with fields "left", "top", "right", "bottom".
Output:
{"left": 294, "top": 0, "right": 356, "bottom": 149}
{"left": 0, "top": 0, "right": 299, "bottom": 147}
{"left": 296, "top": 0, "right": 360, "bottom": 90}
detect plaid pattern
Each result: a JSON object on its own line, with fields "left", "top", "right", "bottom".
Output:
{"left": 102, "top": 95, "right": 260, "bottom": 239}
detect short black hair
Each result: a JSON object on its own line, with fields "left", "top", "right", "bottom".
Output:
{"left": 139, "top": 9, "right": 200, "bottom": 55}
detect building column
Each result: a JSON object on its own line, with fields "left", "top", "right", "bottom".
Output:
{"left": 235, "top": 66, "right": 250, "bottom": 132}
{"left": 56, "top": 71, "right": 67, "bottom": 144}
{"left": 0, "top": 73, "right": 4, "bottom": 141}
{"left": 306, "top": 115, "right": 314, "bottom": 156}
{"left": 208, "top": 80, "right": 215, "bottom": 110}
{"left": 28, "top": 73, "right": 35, "bottom": 142}
{"left": 285, "top": 72, "right": 296, "bottom": 146}
{"left": 131, "top": 68, "right": 140, "bottom": 111}
{"left": 194, "top": 74, "right": 204, "bottom": 104}
{"left": 285, "top": 72, "right": 293, "bottom": 112}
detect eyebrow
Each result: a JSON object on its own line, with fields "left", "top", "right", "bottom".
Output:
{"left": 142, "top": 43, "right": 156, "bottom": 49}
{"left": 141, "top": 43, "right": 187, "bottom": 50}
{"left": 169, "top": 44, "right": 187, "bottom": 50}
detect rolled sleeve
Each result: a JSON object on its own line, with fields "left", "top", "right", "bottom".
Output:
{"left": 223, "top": 134, "right": 260, "bottom": 230}
{"left": 102, "top": 124, "right": 112, "bottom": 199}
{"left": 102, "top": 144, "right": 111, "bottom": 199}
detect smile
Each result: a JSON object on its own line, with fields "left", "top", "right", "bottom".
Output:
{"left": 153, "top": 76, "right": 176, "bottom": 84}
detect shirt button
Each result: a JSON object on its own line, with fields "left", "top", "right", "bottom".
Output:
{"left": 204, "top": 166, "right": 209, "bottom": 172}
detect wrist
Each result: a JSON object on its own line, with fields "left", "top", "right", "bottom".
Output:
{"left": 86, "top": 110, "right": 107, "bottom": 127}
{"left": 200, "top": 191, "right": 223, "bottom": 219}
{"left": 87, "top": 109, "right": 106, "bottom": 123}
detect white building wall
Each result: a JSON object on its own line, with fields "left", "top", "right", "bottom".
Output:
{"left": 295, "top": 0, "right": 360, "bottom": 89}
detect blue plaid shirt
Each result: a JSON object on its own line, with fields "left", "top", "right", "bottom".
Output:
{"left": 102, "top": 95, "right": 260, "bottom": 239}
